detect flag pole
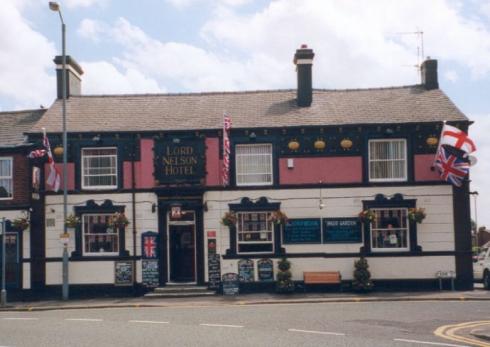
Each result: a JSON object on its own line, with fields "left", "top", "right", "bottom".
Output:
{"left": 431, "top": 120, "right": 446, "bottom": 170}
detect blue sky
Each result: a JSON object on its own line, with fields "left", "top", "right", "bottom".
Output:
{"left": 0, "top": 0, "right": 489, "bottom": 229}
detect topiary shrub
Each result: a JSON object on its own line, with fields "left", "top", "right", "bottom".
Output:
{"left": 352, "top": 257, "right": 374, "bottom": 293}
{"left": 276, "top": 257, "right": 294, "bottom": 293}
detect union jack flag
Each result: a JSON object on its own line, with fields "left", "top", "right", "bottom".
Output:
{"left": 222, "top": 113, "right": 232, "bottom": 186}
{"left": 28, "top": 149, "right": 46, "bottom": 159}
{"left": 143, "top": 236, "right": 157, "bottom": 258}
{"left": 434, "top": 145, "right": 469, "bottom": 187}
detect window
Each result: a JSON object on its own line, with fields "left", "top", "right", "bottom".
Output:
{"left": 235, "top": 144, "right": 273, "bottom": 186}
{"left": 82, "top": 214, "right": 119, "bottom": 255}
{"left": 370, "top": 208, "right": 409, "bottom": 251}
{"left": 0, "top": 157, "right": 13, "bottom": 199}
{"left": 81, "top": 148, "right": 117, "bottom": 189}
{"left": 237, "top": 212, "right": 274, "bottom": 253}
{"left": 368, "top": 139, "right": 407, "bottom": 182}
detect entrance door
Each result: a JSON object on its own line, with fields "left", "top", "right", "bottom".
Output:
{"left": 168, "top": 211, "right": 196, "bottom": 282}
{"left": 0, "top": 233, "right": 19, "bottom": 289}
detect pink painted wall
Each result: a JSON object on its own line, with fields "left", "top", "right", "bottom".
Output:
{"left": 205, "top": 137, "right": 221, "bottom": 186}
{"left": 123, "top": 139, "right": 155, "bottom": 189}
{"left": 414, "top": 154, "right": 440, "bottom": 181}
{"left": 279, "top": 157, "right": 363, "bottom": 184}
{"left": 44, "top": 162, "right": 75, "bottom": 191}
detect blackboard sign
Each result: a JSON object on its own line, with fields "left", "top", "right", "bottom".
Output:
{"left": 222, "top": 273, "right": 239, "bottom": 296}
{"left": 208, "top": 254, "right": 221, "bottom": 289}
{"left": 238, "top": 259, "right": 254, "bottom": 282}
{"left": 283, "top": 219, "right": 321, "bottom": 244}
{"left": 323, "top": 218, "right": 362, "bottom": 243}
{"left": 115, "top": 261, "right": 133, "bottom": 286}
{"left": 257, "top": 258, "right": 274, "bottom": 282}
{"left": 142, "top": 260, "right": 159, "bottom": 288}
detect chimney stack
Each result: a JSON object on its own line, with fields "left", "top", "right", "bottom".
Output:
{"left": 294, "top": 44, "right": 315, "bottom": 107}
{"left": 53, "top": 55, "right": 84, "bottom": 99}
{"left": 420, "top": 58, "right": 438, "bottom": 90}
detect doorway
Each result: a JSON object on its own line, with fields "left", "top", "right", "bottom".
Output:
{"left": 167, "top": 211, "right": 196, "bottom": 283}
{"left": 1, "top": 232, "right": 20, "bottom": 289}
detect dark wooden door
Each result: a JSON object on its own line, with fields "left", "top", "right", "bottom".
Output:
{"left": 0, "top": 233, "right": 19, "bottom": 289}
{"left": 169, "top": 225, "right": 195, "bottom": 282}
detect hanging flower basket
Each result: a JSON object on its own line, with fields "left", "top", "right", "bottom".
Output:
{"left": 12, "top": 217, "right": 29, "bottom": 231}
{"left": 269, "top": 210, "right": 289, "bottom": 225}
{"left": 220, "top": 212, "right": 237, "bottom": 227}
{"left": 65, "top": 214, "right": 80, "bottom": 228}
{"left": 408, "top": 208, "right": 426, "bottom": 224}
{"left": 359, "top": 209, "right": 376, "bottom": 224}
{"left": 108, "top": 212, "right": 129, "bottom": 229}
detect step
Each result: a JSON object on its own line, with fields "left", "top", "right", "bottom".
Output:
{"left": 152, "top": 285, "right": 211, "bottom": 294}
{"left": 144, "top": 291, "right": 216, "bottom": 299}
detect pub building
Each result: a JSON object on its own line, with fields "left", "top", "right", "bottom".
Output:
{"left": 20, "top": 46, "right": 472, "bottom": 295}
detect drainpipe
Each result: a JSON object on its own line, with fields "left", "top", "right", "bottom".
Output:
{"left": 131, "top": 135, "right": 137, "bottom": 289}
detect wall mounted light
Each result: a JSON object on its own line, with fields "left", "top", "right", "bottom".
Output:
{"left": 151, "top": 203, "right": 156, "bottom": 213}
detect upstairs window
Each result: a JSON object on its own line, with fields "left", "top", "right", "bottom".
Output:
{"left": 235, "top": 144, "right": 273, "bottom": 186}
{"left": 236, "top": 211, "right": 274, "bottom": 254}
{"left": 0, "top": 157, "right": 13, "bottom": 199}
{"left": 82, "top": 214, "right": 119, "bottom": 255}
{"left": 81, "top": 148, "right": 117, "bottom": 189}
{"left": 368, "top": 139, "right": 407, "bottom": 182}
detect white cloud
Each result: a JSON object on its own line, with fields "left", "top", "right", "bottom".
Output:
{"left": 468, "top": 114, "right": 490, "bottom": 229}
{"left": 444, "top": 70, "right": 459, "bottom": 82}
{"left": 0, "top": 1, "right": 56, "bottom": 110}
{"left": 64, "top": 0, "right": 109, "bottom": 9}
{"left": 165, "top": 0, "right": 250, "bottom": 9}
{"left": 77, "top": 18, "right": 105, "bottom": 42}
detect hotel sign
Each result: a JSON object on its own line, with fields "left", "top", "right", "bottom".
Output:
{"left": 154, "top": 138, "right": 205, "bottom": 184}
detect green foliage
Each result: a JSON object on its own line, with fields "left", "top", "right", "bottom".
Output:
{"left": 352, "top": 257, "right": 374, "bottom": 293}
{"left": 276, "top": 257, "right": 294, "bottom": 293}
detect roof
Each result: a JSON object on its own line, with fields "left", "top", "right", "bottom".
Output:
{"left": 0, "top": 109, "right": 46, "bottom": 147}
{"left": 31, "top": 85, "right": 468, "bottom": 133}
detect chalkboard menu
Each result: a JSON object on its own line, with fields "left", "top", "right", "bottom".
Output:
{"left": 283, "top": 218, "right": 321, "bottom": 244}
{"left": 257, "top": 258, "right": 274, "bottom": 282}
{"left": 142, "top": 260, "right": 159, "bottom": 288}
{"left": 323, "top": 218, "right": 362, "bottom": 243}
{"left": 208, "top": 254, "right": 221, "bottom": 289}
{"left": 115, "top": 261, "right": 133, "bottom": 286}
{"left": 222, "top": 273, "right": 239, "bottom": 296}
{"left": 238, "top": 259, "right": 254, "bottom": 282}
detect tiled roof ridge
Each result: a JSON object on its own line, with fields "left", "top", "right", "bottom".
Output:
{"left": 0, "top": 108, "right": 45, "bottom": 115}
{"left": 63, "top": 84, "right": 423, "bottom": 99}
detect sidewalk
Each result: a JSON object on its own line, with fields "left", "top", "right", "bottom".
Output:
{"left": 1, "top": 288, "right": 490, "bottom": 312}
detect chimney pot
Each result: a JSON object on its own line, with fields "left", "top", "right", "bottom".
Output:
{"left": 420, "top": 58, "right": 438, "bottom": 90}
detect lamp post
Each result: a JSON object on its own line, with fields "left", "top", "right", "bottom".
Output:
{"left": 49, "top": 1, "right": 69, "bottom": 301}
{"left": 470, "top": 191, "right": 479, "bottom": 248}
{"left": 1, "top": 217, "right": 6, "bottom": 306}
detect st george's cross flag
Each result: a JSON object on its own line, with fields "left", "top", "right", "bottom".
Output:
{"left": 439, "top": 123, "right": 476, "bottom": 155}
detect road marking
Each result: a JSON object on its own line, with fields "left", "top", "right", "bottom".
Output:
{"left": 200, "top": 323, "right": 243, "bottom": 328}
{"left": 394, "top": 338, "right": 469, "bottom": 347}
{"left": 2, "top": 317, "right": 38, "bottom": 321}
{"left": 129, "top": 320, "right": 169, "bottom": 324}
{"left": 65, "top": 318, "right": 103, "bottom": 322}
{"left": 434, "top": 320, "right": 490, "bottom": 347}
{"left": 288, "top": 328, "right": 345, "bottom": 336}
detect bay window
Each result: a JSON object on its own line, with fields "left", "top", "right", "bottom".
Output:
{"left": 237, "top": 211, "right": 274, "bottom": 254}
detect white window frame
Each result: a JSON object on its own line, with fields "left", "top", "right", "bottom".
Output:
{"left": 235, "top": 143, "right": 273, "bottom": 186}
{"left": 82, "top": 213, "right": 119, "bottom": 256}
{"left": 236, "top": 211, "right": 274, "bottom": 254}
{"left": 370, "top": 207, "right": 410, "bottom": 252}
{"left": 81, "top": 147, "right": 118, "bottom": 190}
{"left": 0, "top": 157, "right": 13, "bottom": 200}
{"left": 368, "top": 139, "right": 407, "bottom": 182}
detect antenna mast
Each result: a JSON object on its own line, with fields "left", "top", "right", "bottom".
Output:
{"left": 396, "top": 29, "right": 424, "bottom": 81}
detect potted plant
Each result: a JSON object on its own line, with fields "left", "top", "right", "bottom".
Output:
{"left": 276, "top": 257, "right": 294, "bottom": 293}
{"left": 408, "top": 207, "right": 426, "bottom": 224}
{"left": 12, "top": 217, "right": 29, "bottom": 231}
{"left": 269, "top": 210, "right": 288, "bottom": 225}
{"left": 352, "top": 257, "right": 374, "bottom": 293}
{"left": 358, "top": 209, "right": 376, "bottom": 224}
{"left": 220, "top": 211, "right": 237, "bottom": 227}
{"left": 65, "top": 214, "right": 80, "bottom": 231}
{"left": 108, "top": 212, "right": 129, "bottom": 229}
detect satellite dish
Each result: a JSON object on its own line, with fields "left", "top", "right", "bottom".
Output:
{"left": 468, "top": 155, "right": 478, "bottom": 166}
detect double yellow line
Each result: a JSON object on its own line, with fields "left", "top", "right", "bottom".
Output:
{"left": 434, "top": 321, "right": 490, "bottom": 347}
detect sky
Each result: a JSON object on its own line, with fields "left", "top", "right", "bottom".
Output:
{"left": 0, "top": 0, "right": 489, "bottom": 229}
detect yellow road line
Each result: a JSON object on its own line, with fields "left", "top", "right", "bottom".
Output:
{"left": 434, "top": 321, "right": 490, "bottom": 347}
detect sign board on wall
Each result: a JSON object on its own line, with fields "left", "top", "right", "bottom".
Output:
{"left": 283, "top": 219, "right": 322, "bottom": 244}
{"left": 115, "top": 261, "right": 133, "bottom": 286}
{"left": 141, "top": 231, "right": 159, "bottom": 259}
{"left": 323, "top": 218, "right": 362, "bottom": 243}
{"left": 257, "top": 258, "right": 274, "bottom": 282}
{"left": 154, "top": 138, "right": 205, "bottom": 184}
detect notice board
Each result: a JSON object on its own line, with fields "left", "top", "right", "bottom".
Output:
{"left": 283, "top": 218, "right": 321, "bottom": 244}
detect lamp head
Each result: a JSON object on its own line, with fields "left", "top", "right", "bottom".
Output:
{"left": 49, "top": 1, "right": 60, "bottom": 11}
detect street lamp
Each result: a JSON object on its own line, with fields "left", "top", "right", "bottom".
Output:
{"left": 49, "top": 1, "right": 69, "bottom": 301}
{"left": 1, "top": 217, "right": 6, "bottom": 306}
{"left": 470, "top": 191, "right": 479, "bottom": 248}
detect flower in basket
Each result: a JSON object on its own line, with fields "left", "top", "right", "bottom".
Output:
{"left": 65, "top": 214, "right": 80, "bottom": 228}
{"left": 108, "top": 212, "right": 129, "bottom": 228}
{"left": 220, "top": 212, "right": 237, "bottom": 227}
{"left": 12, "top": 217, "right": 29, "bottom": 231}
{"left": 359, "top": 209, "right": 376, "bottom": 224}
{"left": 269, "top": 210, "right": 288, "bottom": 225}
{"left": 408, "top": 207, "right": 426, "bottom": 224}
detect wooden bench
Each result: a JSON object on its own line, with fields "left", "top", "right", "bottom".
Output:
{"left": 303, "top": 271, "right": 342, "bottom": 292}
